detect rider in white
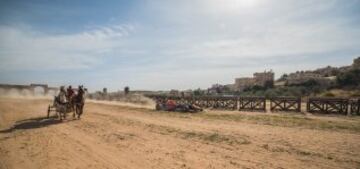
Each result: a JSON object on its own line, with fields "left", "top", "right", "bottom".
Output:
{"left": 58, "top": 86, "right": 67, "bottom": 104}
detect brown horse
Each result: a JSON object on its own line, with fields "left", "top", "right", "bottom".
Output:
{"left": 71, "top": 86, "right": 85, "bottom": 119}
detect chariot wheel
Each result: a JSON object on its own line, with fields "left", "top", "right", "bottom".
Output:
{"left": 47, "top": 105, "right": 51, "bottom": 118}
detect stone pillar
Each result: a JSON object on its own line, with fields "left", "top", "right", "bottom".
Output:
{"left": 29, "top": 87, "right": 35, "bottom": 96}
{"left": 44, "top": 88, "right": 49, "bottom": 96}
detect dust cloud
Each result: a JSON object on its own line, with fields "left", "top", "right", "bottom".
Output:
{"left": 87, "top": 96, "right": 156, "bottom": 110}
{"left": 0, "top": 88, "right": 54, "bottom": 99}
{"left": 0, "top": 88, "right": 155, "bottom": 109}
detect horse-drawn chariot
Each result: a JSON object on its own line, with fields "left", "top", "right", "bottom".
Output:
{"left": 47, "top": 86, "right": 86, "bottom": 120}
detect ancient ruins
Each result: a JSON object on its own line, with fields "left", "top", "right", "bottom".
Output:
{"left": 0, "top": 83, "right": 59, "bottom": 96}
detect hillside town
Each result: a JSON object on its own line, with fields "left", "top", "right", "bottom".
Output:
{"left": 84, "top": 57, "right": 360, "bottom": 99}
{"left": 160, "top": 56, "right": 360, "bottom": 97}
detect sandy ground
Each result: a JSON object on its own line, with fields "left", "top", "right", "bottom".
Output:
{"left": 0, "top": 98, "right": 360, "bottom": 169}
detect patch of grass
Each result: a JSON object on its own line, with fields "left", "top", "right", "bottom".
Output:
{"left": 292, "top": 148, "right": 335, "bottom": 160}
{"left": 180, "top": 131, "right": 251, "bottom": 145}
{"left": 295, "top": 149, "right": 313, "bottom": 156}
{"left": 261, "top": 143, "right": 340, "bottom": 162}
{"left": 145, "top": 123, "right": 250, "bottom": 145}
{"left": 92, "top": 102, "right": 360, "bottom": 133}
{"left": 198, "top": 113, "right": 360, "bottom": 133}
{"left": 95, "top": 112, "right": 248, "bottom": 145}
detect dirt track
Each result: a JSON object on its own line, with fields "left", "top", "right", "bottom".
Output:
{"left": 0, "top": 98, "right": 360, "bottom": 169}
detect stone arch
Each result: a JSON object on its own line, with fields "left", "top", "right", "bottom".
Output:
{"left": 33, "top": 86, "right": 46, "bottom": 96}
{"left": 30, "top": 84, "right": 49, "bottom": 96}
{"left": 20, "top": 89, "right": 32, "bottom": 96}
{"left": 7, "top": 88, "right": 20, "bottom": 97}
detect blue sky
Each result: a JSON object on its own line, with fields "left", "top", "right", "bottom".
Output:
{"left": 0, "top": 0, "right": 359, "bottom": 92}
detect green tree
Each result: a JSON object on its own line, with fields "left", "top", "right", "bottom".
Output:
{"left": 193, "top": 88, "right": 203, "bottom": 96}
{"left": 264, "top": 80, "right": 274, "bottom": 89}
{"left": 337, "top": 69, "right": 360, "bottom": 87}
{"left": 124, "top": 86, "right": 130, "bottom": 95}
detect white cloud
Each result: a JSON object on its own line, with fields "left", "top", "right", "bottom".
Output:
{"left": 0, "top": 24, "right": 135, "bottom": 71}
{"left": 141, "top": 0, "right": 360, "bottom": 62}
{"left": 1, "top": 0, "right": 359, "bottom": 90}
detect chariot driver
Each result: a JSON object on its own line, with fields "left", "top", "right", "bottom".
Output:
{"left": 66, "top": 85, "right": 75, "bottom": 101}
{"left": 57, "top": 86, "right": 67, "bottom": 104}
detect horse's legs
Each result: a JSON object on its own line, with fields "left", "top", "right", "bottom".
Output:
{"left": 74, "top": 105, "right": 78, "bottom": 119}
{"left": 77, "top": 104, "right": 83, "bottom": 119}
{"left": 64, "top": 109, "right": 67, "bottom": 119}
{"left": 81, "top": 104, "right": 84, "bottom": 115}
{"left": 58, "top": 111, "right": 62, "bottom": 121}
{"left": 77, "top": 106, "right": 81, "bottom": 119}
{"left": 72, "top": 104, "right": 76, "bottom": 118}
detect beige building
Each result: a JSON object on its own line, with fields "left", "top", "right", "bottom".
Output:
{"left": 253, "top": 71, "right": 275, "bottom": 86}
{"left": 286, "top": 71, "right": 323, "bottom": 85}
{"left": 234, "top": 77, "right": 255, "bottom": 91}
{"left": 233, "top": 71, "right": 275, "bottom": 91}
